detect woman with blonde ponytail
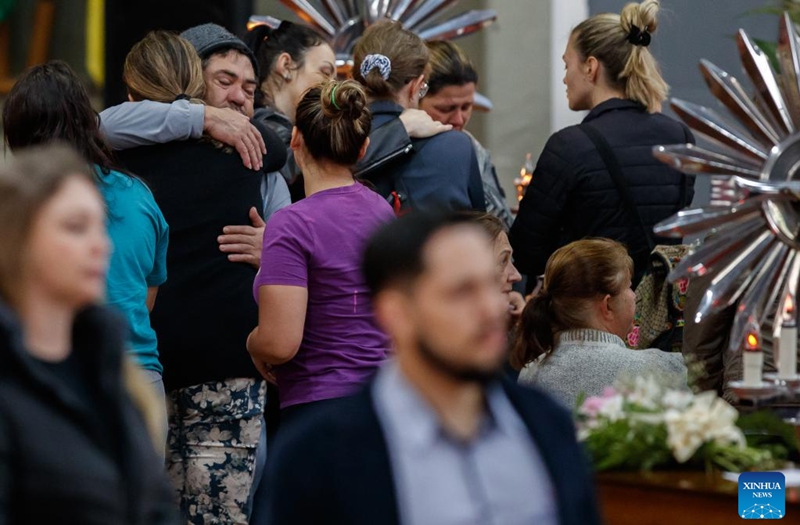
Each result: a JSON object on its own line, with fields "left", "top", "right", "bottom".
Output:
{"left": 515, "top": 238, "right": 687, "bottom": 409}
{"left": 511, "top": 0, "right": 695, "bottom": 289}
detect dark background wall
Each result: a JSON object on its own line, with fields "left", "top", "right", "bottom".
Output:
{"left": 6, "top": 0, "right": 85, "bottom": 74}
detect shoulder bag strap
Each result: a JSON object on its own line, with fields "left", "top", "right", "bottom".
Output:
{"left": 580, "top": 123, "right": 655, "bottom": 252}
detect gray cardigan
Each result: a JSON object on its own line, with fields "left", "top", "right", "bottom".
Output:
{"left": 518, "top": 329, "right": 688, "bottom": 409}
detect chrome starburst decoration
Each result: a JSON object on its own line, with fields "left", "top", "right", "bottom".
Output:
{"left": 653, "top": 13, "right": 800, "bottom": 356}
{"left": 250, "top": 1, "right": 496, "bottom": 109}
{"left": 254, "top": 0, "right": 496, "bottom": 67}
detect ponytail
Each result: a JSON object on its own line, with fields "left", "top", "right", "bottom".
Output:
{"left": 511, "top": 238, "right": 634, "bottom": 370}
{"left": 353, "top": 20, "right": 428, "bottom": 101}
{"left": 572, "top": 0, "right": 667, "bottom": 112}
{"left": 511, "top": 290, "right": 556, "bottom": 370}
{"left": 619, "top": 0, "right": 667, "bottom": 112}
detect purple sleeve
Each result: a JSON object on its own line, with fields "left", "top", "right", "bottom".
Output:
{"left": 254, "top": 209, "right": 312, "bottom": 290}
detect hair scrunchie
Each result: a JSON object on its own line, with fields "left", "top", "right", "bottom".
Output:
{"left": 360, "top": 54, "right": 392, "bottom": 81}
{"left": 627, "top": 25, "right": 651, "bottom": 47}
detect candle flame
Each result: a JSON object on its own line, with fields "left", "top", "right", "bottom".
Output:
{"left": 746, "top": 332, "right": 759, "bottom": 350}
{"left": 785, "top": 294, "right": 795, "bottom": 315}
{"left": 514, "top": 153, "right": 535, "bottom": 201}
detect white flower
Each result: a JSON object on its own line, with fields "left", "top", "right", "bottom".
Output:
{"left": 629, "top": 412, "right": 666, "bottom": 425}
{"left": 597, "top": 394, "right": 625, "bottom": 422}
{"left": 625, "top": 375, "right": 663, "bottom": 410}
{"left": 664, "top": 391, "right": 745, "bottom": 463}
{"left": 662, "top": 389, "right": 694, "bottom": 411}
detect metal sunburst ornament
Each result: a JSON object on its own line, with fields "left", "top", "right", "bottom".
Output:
{"left": 249, "top": 1, "right": 497, "bottom": 109}
{"left": 251, "top": 1, "right": 496, "bottom": 67}
{"left": 652, "top": 12, "right": 800, "bottom": 388}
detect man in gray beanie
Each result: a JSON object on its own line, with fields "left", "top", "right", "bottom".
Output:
{"left": 100, "top": 24, "right": 271, "bottom": 173}
{"left": 100, "top": 22, "right": 290, "bottom": 253}
{"left": 181, "top": 23, "right": 260, "bottom": 117}
{"left": 181, "top": 23, "right": 259, "bottom": 75}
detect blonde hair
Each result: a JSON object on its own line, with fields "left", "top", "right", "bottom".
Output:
{"left": 511, "top": 238, "right": 633, "bottom": 369}
{"left": 124, "top": 31, "right": 205, "bottom": 103}
{"left": 123, "top": 358, "right": 167, "bottom": 452}
{"left": 572, "top": 0, "right": 667, "bottom": 112}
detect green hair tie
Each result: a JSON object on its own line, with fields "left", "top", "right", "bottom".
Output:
{"left": 330, "top": 84, "right": 340, "bottom": 110}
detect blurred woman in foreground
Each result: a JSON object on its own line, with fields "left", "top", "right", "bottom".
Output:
{"left": 0, "top": 145, "right": 176, "bottom": 524}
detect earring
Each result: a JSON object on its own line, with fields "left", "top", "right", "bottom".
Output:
{"left": 283, "top": 73, "right": 291, "bottom": 81}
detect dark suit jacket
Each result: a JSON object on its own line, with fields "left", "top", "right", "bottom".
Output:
{"left": 264, "top": 378, "right": 602, "bottom": 525}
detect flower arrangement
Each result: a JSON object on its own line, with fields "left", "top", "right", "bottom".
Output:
{"left": 577, "top": 375, "right": 798, "bottom": 472}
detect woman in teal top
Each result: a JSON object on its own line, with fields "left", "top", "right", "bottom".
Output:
{"left": 2, "top": 61, "right": 169, "bottom": 397}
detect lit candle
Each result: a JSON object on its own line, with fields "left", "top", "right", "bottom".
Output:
{"left": 777, "top": 295, "right": 798, "bottom": 380}
{"left": 742, "top": 330, "right": 763, "bottom": 387}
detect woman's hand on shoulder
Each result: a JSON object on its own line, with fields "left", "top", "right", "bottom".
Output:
{"left": 399, "top": 109, "right": 452, "bottom": 138}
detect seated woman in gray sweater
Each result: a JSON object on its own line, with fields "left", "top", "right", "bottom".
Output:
{"left": 515, "top": 238, "right": 687, "bottom": 408}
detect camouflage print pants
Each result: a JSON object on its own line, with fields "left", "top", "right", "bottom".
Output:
{"left": 166, "top": 378, "right": 267, "bottom": 525}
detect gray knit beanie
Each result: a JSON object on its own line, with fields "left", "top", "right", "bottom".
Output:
{"left": 181, "top": 23, "right": 259, "bottom": 77}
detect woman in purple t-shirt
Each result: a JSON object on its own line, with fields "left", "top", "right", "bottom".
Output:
{"left": 247, "top": 79, "right": 394, "bottom": 422}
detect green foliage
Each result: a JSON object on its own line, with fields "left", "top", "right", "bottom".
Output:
{"left": 737, "top": 410, "right": 800, "bottom": 460}
{"left": 743, "top": 2, "right": 800, "bottom": 70}
{"left": 576, "top": 377, "right": 795, "bottom": 473}
{"left": 581, "top": 413, "right": 783, "bottom": 473}
{"left": 745, "top": 1, "right": 800, "bottom": 21}
{"left": 754, "top": 38, "right": 780, "bottom": 72}
{"left": 582, "top": 418, "right": 672, "bottom": 471}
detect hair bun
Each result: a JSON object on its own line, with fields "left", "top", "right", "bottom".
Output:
{"left": 621, "top": 0, "right": 660, "bottom": 34}
{"left": 322, "top": 80, "right": 367, "bottom": 121}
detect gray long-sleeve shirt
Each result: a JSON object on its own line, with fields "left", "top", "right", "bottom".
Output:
{"left": 99, "top": 100, "right": 290, "bottom": 220}
{"left": 100, "top": 100, "right": 205, "bottom": 149}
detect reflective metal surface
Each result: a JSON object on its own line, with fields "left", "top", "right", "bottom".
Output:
{"left": 655, "top": 14, "right": 800, "bottom": 359}
{"left": 267, "top": 0, "right": 497, "bottom": 79}
{"left": 417, "top": 9, "right": 496, "bottom": 41}
{"left": 279, "top": 0, "right": 336, "bottom": 36}
{"left": 737, "top": 29, "right": 794, "bottom": 134}
{"left": 670, "top": 99, "right": 769, "bottom": 160}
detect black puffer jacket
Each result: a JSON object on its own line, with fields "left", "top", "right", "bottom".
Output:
{"left": 0, "top": 303, "right": 178, "bottom": 525}
{"left": 510, "top": 98, "right": 694, "bottom": 288}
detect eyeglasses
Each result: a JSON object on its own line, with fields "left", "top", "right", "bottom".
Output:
{"left": 419, "top": 81, "right": 429, "bottom": 99}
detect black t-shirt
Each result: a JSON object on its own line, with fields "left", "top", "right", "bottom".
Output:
{"left": 34, "top": 350, "right": 117, "bottom": 459}
{"left": 118, "top": 126, "right": 284, "bottom": 391}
